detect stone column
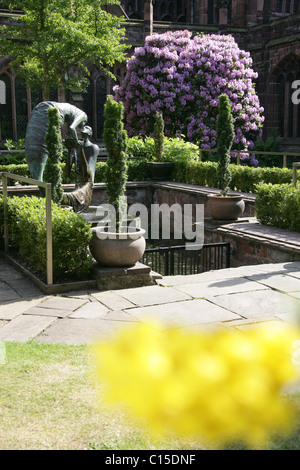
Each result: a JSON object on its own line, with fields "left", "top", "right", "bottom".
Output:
{"left": 247, "top": 0, "right": 258, "bottom": 24}
{"left": 218, "top": 0, "right": 229, "bottom": 25}
{"left": 263, "top": 0, "right": 272, "bottom": 22}
{"left": 193, "top": 0, "right": 202, "bottom": 24}
{"left": 144, "top": 0, "right": 153, "bottom": 39}
{"left": 10, "top": 74, "right": 17, "bottom": 141}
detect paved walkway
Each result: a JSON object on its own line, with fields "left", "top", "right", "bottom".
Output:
{"left": 0, "top": 259, "right": 300, "bottom": 344}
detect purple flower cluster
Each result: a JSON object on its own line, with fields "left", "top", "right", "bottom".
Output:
{"left": 114, "top": 31, "right": 265, "bottom": 152}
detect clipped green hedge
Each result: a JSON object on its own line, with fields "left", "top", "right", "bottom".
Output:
{"left": 171, "top": 161, "right": 298, "bottom": 193}
{"left": 0, "top": 164, "right": 31, "bottom": 185}
{"left": 255, "top": 183, "right": 300, "bottom": 232}
{"left": 0, "top": 195, "right": 93, "bottom": 281}
{"left": 1, "top": 159, "right": 298, "bottom": 192}
{"left": 0, "top": 161, "right": 148, "bottom": 185}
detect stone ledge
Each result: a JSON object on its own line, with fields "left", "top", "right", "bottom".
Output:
{"left": 204, "top": 217, "right": 300, "bottom": 266}
{"left": 91, "top": 262, "right": 156, "bottom": 290}
{"left": 91, "top": 261, "right": 151, "bottom": 278}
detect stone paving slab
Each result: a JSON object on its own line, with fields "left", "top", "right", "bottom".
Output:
{"left": 101, "top": 309, "right": 141, "bottom": 323}
{"left": 0, "top": 268, "right": 25, "bottom": 281}
{"left": 208, "top": 289, "right": 300, "bottom": 322}
{"left": 112, "top": 284, "right": 192, "bottom": 307}
{"left": 287, "top": 271, "right": 300, "bottom": 280}
{"left": 123, "top": 299, "right": 241, "bottom": 329}
{"left": 156, "top": 263, "right": 296, "bottom": 287}
{"left": 5, "top": 279, "right": 43, "bottom": 298}
{"left": 37, "top": 296, "right": 88, "bottom": 311}
{"left": 245, "top": 273, "right": 300, "bottom": 292}
{"left": 289, "top": 292, "right": 300, "bottom": 300}
{"left": 0, "top": 297, "right": 47, "bottom": 320}
{"left": 23, "top": 306, "right": 74, "bottom": 318}
{"left": 174, "top": 277, "right": 269, "bottom": 298}
{"left": 68, "top": 301, "right": 109, "bottom": 319}
{"left": 0, "top": 288, "right": 21, "bottom": 302}
{"left": 0, "top": 314, "right": 56, "bottom": 342}
{"left": 35, "top": 318, "right": 136, "bottom": 345}
{"left": 90, "top": 291, "right": 136, "bottom": 310}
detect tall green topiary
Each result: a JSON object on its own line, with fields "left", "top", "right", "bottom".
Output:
{"left": 216, "top": 94, "right": 235, "bottom": 196}
{"left": 103, "top": 96, "right": 128, "bottom": 231}
{"left": 44, "top": 107, "right": 64, "bottom": 203}
{"left": 154, "top": 112, "right": 164, "bottom": 162}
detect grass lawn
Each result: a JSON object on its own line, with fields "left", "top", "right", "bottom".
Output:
{"left": 0, "top": 341, "right": 300, "bottom": 450}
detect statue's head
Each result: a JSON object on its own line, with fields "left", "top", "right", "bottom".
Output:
{"left": 81, "top": 125, "right": 93, "bottom": 137}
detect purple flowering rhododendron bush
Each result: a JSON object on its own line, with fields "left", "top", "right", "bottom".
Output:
{"left": 114, "top": 31, "right": 264, "bottom": 154}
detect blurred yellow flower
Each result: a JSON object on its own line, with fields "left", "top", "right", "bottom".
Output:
{"left": 93, "top": 321, "right": 300, "bottom": 447}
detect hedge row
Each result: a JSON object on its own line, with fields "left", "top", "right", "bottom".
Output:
{"left": 0, "top": 195, "right": 92, "bottom": 282}
{"left": 171, "top": 161, "right": 297, "bottom": 193}
{"left": 255, "top": 183, "right": 300, "bottom": 232}
{"left": 1, "top": 159, "right": 298, "bottom": 193}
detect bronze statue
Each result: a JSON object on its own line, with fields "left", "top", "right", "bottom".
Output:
{"left": 25, "top": 101, "right": 88, "bottom": 181}
{"left": 25, "top": 101, "right": 99, "bottom": 212}
{"left": 62, "top": 125, "right": 99, "bottom": 212}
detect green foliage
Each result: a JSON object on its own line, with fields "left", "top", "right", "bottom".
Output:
{"left": 127, "top": 136, "right": 200, "bottom": 162}
{"left": 216, "top": 94, "right": 235, "bottom": 195}
{"left": 0, "top": 164, "right": 30, "bottom": 185}
{"left": 0, "top": 196, "right": 92, "bottom": 281}
{"left": 3, "top": 138, "right": 25, "bottom": 151}
{"left": 255, "top": 183, "right": 300, "bottom": 232}
{"left": 94, "top": 161, "right": 107, "bottom": 183}
{"left": 171, "top": 160, "right": 299, "bottom": 193}
{"left": 1, "top": 155, "right": 298, "bottom": 194}
{"left": 103, "top": 96, "right": 128, "bottom": 230}
{"left": 43, "top": 107, "right": 64, "bottom": 203}
{"left": 163, "top": 138, "right": 199, "bottom": 162}
{"left": 0, "top": 194, "right": 3, "bottom": 249}
{"left": 153, "top": 112, "right": 164, "bottom": 162}
{"left": 254, "top": 130, "right": 282, "bottom": 167}
{"left": 0, "top": 139, "right": 26, "bottom": 165}
{"left": 0, "top": 0, "right": 127, "bottom": 99}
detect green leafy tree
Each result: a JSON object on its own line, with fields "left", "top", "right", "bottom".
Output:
{"left": 0, "top": 0, "right": 127, "bottom": 100}
{"left": 216, "top": 94, "right": 235, "bottom": 196}
{"left": 44, "top": 107, "right": 64, "bottom": 203}
{"left": 103, "top": 96, "right": 128, "bottom": 231}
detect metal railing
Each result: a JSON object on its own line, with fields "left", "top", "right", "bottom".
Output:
{"left": 0, "top": 150, "right": 25, "bottom": 155}
{"left": 141, "top": 242, "right": 231, "bottom": 276}
{"left": 199, "top": 148, "right": 300, "bottom": 168}
{"left": 0, "top": 172, "right": 53, "bottom": 285}
{"left": 293, "top": 162, "right": 300, "bottom": 187}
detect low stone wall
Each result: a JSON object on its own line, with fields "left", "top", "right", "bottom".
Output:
{"left": 204, "top": 218, "right": 300, "bottom": 267}
{"left": 6, "top": 180, "right": 256, "bottom": 218}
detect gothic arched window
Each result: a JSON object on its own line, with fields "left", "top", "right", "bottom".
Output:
{"left": 0, "top": 80, "right": 5, "bottom": 104}
{"left": 274, "top": 56, "right": 300, "bottom": 139}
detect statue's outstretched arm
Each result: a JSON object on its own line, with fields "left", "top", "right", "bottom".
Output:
{"left": 68, "top": 111, "right": 88, "bottom": 145}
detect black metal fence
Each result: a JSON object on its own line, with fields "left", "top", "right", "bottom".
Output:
{"left": 141, "top": 242, "right": 230, "bottom": 276}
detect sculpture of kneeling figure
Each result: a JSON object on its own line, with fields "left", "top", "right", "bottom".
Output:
{"left": 25, "top": 101, "right": 87, "bottom": 182}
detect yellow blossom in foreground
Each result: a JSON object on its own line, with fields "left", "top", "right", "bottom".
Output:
{"left": 93, "top": 322, "right": 300, "bottom": 447}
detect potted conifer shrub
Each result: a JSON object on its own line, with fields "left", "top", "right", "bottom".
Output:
{"left": 89, "top": 96, "right": 146, "bottom": 267}
{"left": 207, "top": 94, "right": 245, "bottom": 220}
{"left": 146, "top": 112, "right": 174, "bottom": 180}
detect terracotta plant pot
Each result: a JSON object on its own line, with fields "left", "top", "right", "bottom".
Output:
{"left": 90, "top": 226, "right": 146, "bottom": 267}
{"left": 207, "top": 194, "right": 245, "bottom": 221}
{"left": 146, "top": 162, "right": 174, "bottom": 180}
